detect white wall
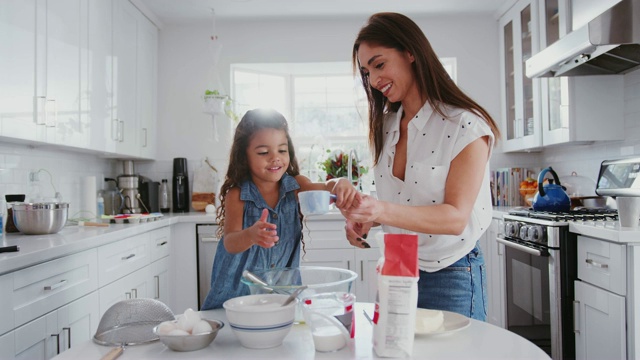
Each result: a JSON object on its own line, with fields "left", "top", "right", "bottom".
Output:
{"left": 151, "top": 14, "right": 537, "bottom": 178}
{"left": 539, "top": 69, "right": 640, "bottom": 181}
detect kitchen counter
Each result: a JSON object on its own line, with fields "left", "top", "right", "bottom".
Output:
{"left": 570, "top": 221, "right": 640, "bottom": 243}
{"left": 53, "top": 303, "right": 550, "bottom": 360}
{"left": 0, "top": 213, "right": 219, "bottom": 275}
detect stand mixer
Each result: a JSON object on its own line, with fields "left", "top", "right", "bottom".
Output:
{"left": 117, "top": 160, "right": 141, "bottom": 214}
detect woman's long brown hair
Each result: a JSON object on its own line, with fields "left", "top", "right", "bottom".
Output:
{"left": 215, "top": 108, "right": 301, "bottom": 238}
{"left": 352, "top": 12, "right": 501, "bottom": 165}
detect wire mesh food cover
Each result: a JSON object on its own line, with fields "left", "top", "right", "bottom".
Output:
{"left": 93, "top": 298, "right": 176, "bottom": 346}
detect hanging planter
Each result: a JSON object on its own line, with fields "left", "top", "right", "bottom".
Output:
{"left": 202, "top": 93, "right": 227, "bottom": 116}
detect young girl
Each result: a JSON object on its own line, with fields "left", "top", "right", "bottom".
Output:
{"left": 201, "top": 108, "right": 359, "bottom": 309}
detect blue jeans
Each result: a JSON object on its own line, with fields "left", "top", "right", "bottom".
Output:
{"left": 417, "top": 243, "right": 487, "bottom": 321}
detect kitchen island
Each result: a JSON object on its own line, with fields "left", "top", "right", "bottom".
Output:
{"left": 53, "top": 303, "right": 550, "bottom": 359}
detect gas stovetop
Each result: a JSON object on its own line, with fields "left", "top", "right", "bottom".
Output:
{"left": 508, "top": 208, "right": 618, "bottom": 222}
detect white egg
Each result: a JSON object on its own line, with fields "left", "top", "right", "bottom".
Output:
{"left": 177, "top": 308, "right": 201, "bottom": 333}
{"left": 157, "top": 321, "right": 178, "bottom": 335}
{"left": 192, "top": 320, "right": 213, "bottom": 335}
{"left": 167, "top": 328, "right": 190, "bottom": 336}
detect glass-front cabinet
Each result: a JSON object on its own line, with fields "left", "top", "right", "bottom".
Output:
{"left": 499, "top": 0, "right": 542, "bottom": 152}
{"left": 536, "top": 0, "right": 625, "bottom": 146}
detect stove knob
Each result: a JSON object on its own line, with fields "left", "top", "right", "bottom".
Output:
{"left": 528, "top": 225, "right": 545, "bottom": 242}
{"left": 504, "top": 221, "right": 520, "bottom": 237}
{"left": 519, "top": 225, "right": 530, "bottom": 240}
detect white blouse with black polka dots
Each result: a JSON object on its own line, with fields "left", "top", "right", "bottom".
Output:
{"left": 374, "top": 102, "right": 495, "bottom": 272}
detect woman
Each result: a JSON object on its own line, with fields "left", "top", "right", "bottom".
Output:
{"left": 341, "top": 12, "right": 501, "bottom": 321}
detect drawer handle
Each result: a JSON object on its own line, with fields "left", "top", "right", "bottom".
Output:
{"left": 573, "top": 300, "right": 581, "bottom": 334}
{"left": 585, "top": 258, "right": 609, "bottom": 269}
{"left": 44, "top": 279, "right": 67, "bottom": 291}
{"left": 50, "top": 333, "right": 60, "bottom": 354}
{"left": 121, "top": 253, "right": 135, "bottom": 260}
{"left": 63, "top": 327, "right": 71, "bottom": 349}
{"left": 157, "top": 241, "right": 168, "bottom": 246}
{"left": 201, "top": 236, "right": 218, "bottom": 243}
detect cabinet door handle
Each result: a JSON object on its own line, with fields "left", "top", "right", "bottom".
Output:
{"left": 63, "top": 327, "right": 71, "bottom": 349}
{"left": 119, "top": 121, "right": 124, "bottom": 142}
{"left": 125, "top": 292, "right": 131, "bottom": 299}
{"left": 142, "top": 128, "right": 148, "bottom": 147}
{"left": 585, "top": 258, "right": 608, "bottom": 269}
{"left": 347, "top": 261, "right": 350, "bottom": 271}
{"left": 154, "top": 275, "right": 160, "bottom": 299}
{"left": 50, "top": 333, "right": 61, "bottom": 355}
{"left": 201, "top": 236, "right": 219, "bottom": 243}
{"left": 157, "top": 241, "right": 168, "bottom": 247}
{"left": 35, "top": 96, "right": 47, "bottom": 125}
{"left": 121, "top": 253, "right": 135, "bottom": 260}
{"left": 44, "top": 279, "right": 67, "bottom": 291}
{"left": 360, "top": 260, "right": 364, "bottom": 282}
{"left": 132, "top": 288, "right": 138, "bottom": 299}
{"left": 46, "top": 98, "right": 57, "bottom": 127}
{"left": 573, "top": 300, "right": 581, "bottom": 334}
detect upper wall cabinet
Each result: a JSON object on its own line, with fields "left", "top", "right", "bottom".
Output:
{"left": 137, "top": 11, "right": 158, "bottom": 160}
{"left": 499, "top": 0, "right": 543, "bottom": 152}
{"left": 0, "top": 1, "right": 43, "bottom": 142}
{"left": 536, "top": 0, "right": 624, "bottom": 146}
{"left": 0, "top": 0, "right": 157, "bottom": 160}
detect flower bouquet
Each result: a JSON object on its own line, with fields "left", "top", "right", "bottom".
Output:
{"left": 317, "top": 149, "right": 368, "bottom": 183}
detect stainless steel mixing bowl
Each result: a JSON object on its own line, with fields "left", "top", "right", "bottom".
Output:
{"left": 12, "top": 202, "right": 69, "bottom": 235}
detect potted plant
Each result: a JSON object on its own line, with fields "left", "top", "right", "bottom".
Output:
{"left": 318, "top": 148, "right": 368, "bottom": 185}
{"left": 202, "top": 89, "right": 240, "bottom": 122}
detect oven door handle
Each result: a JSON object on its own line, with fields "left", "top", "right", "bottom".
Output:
{"left": 496, "top": 237, "right": 549, "bottom": 257}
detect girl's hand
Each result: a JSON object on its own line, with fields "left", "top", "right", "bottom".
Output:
{"left": 332, "top": 178, "right": 361, "bottom": 210}
{"left": 344, "top": 219, "right": 373, "bottom": 248}
{"left": 340, "top": 194, "right": 382, "bottom": 223}
{"left": 249, "top": 209, "right": 279, "bottom": 248}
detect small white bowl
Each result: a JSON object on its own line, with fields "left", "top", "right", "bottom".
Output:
{"left": 223, "top": 294, "right": 296, "bottom": 349}
{"left": 153, "top": 319, "right": 224, "bottom": 351}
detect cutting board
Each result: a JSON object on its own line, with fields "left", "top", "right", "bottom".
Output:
{"left": 192, "top": 159, "right": 218, "bottom": 212}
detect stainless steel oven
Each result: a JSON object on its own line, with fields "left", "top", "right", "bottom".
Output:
{"left": 497, "top": 208, "right": 614, "bottom": 359}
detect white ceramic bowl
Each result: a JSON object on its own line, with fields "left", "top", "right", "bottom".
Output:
{"left": 223, "top": 294, "right": 296, "bottom": 349}
{"left": 153, "top": 319, "right": 224, "bottom": 351}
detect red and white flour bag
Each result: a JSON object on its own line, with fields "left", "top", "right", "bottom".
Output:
{"left": 372, "top": 233, "right": 419, "bottom": 358}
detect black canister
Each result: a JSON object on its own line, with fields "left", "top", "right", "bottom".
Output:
{"left": 172, "top": 158, "right": 190, "bottom": 212}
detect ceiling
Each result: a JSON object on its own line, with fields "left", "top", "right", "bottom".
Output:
{"left": 136, "top": 0, "right": 509, "bottom": 25}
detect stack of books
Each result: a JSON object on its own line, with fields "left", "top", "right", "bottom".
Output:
{"left": 491, "top": 168, "right": 538, "bottom": 207}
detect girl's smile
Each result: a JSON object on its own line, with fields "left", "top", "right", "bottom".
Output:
{"left": 246, "top": 128, "right": 290, "bottom": 184}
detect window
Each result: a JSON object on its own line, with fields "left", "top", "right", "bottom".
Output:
{"left": 230, "top": 59, "right": 457, "bottom": 186}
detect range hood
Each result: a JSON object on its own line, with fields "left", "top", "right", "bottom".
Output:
{"left": 526, "top": 0, "right": 640, "bottom": 77}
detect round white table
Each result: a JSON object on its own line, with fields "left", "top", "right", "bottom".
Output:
{"left": 54, "top": 303, "right": 550, "bottom": 359}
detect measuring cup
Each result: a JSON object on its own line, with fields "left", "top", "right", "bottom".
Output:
{"left": 302, "top": 292, "right": 355, "bottom": 352}
{"left": 299, "top": 191, "right": 337, "bottom": 216}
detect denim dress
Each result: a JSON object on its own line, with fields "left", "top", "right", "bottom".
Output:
{"left": 200, "top": 174, "right": 302, "bottom": 310}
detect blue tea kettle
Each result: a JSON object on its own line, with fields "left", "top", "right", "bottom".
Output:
{"left": 532, "top": 167, "right": 571, "bottom": 212}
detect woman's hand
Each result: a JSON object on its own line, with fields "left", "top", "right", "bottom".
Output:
{"left": 248, "top": 209, "right": 279, "bottom": 248}
{"left": 331, "top": 178, "right": 361, "bottom": 210}
{"left": 344, "top": 219, "right": 373, "bottom": 248}
{"left": 341, "top": 194, "right": 383, "bottom": 224}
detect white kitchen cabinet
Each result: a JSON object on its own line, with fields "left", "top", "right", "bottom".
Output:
{"left": 110, "top": 0, "right": 139, "bottom": 156}
{"left": 86, "top": 0, "right": 114, "bottom": 153}
{"left": 98, "top": 266, "right": 151, "bottom": 318}
{"left": 0, "top": 0, "right": 45, "bottom": 143}
{"left": 0, "top": 291, "right": 99, "bottom": 360}
{"left": 97, "top": 231, "right": 151, "bottom": 287}
{"left": 354, "top": 248, "right": 381, "bottom": 303}
{"left": 150, "top": 256, "right": 170, "bottom": 305}
{"left": 532, "top": 0, "right": 625, "bottom": 147}
{"left": 39, "top": 0, "right": 91, "bottom": 149}
{"left": 499, "top": 0, "right": 543, "bottom": 152}
{"left": 483, "top": 217, "right": 506, "bottom": 328}
{"left": 136, "top": 9, "right": 158, "bottom": 159}
{"left": 574, "top": 280, "right": 626, "bottom": 359}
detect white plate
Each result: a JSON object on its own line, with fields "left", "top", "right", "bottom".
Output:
{"left": 414, "top": 309, "right": 471, "bottom": 336}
